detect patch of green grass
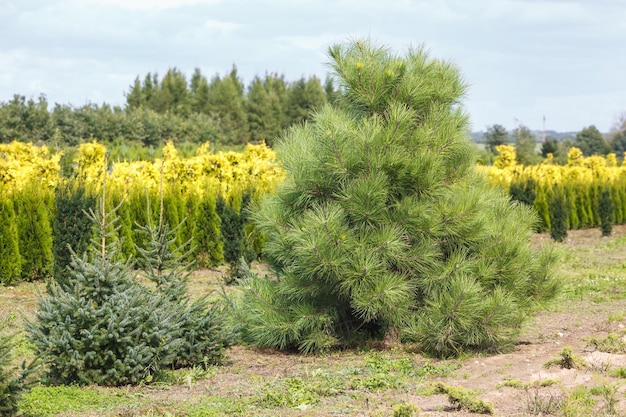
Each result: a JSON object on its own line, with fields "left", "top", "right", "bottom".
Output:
{"left": 500, "top": 378, "right": 559, "bottom": 390}
{"left": 392, "top": 403, "right": 420, "bottom": 417}
{"left": 18, "top": 385, "right": 138, "bottom": 417}
{"left": 585, "top": 332, "right": 626, "bottom": 354}
{"left": 562, "top": 385, "right": 597, "bottom": 416}
{"left": 609, "top": 366, "right": 626, "bottom": 378}
{"left": 543, "top": 347, "right": 587, "bottom": 370}
{"left": 256, "top": 372, "right": 346, "bottom": 410}
{"left": 435, "top": 382, "right": 494, "bottom": 414}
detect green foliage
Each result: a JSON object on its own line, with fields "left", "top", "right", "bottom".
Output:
{"left": 192, "top": 192, "right": 224, "bottom": 268}
{"left": 598, "top": 187, "right": 613, "bottom": 237}
{"left": 235, "top": 39, "right": 559, "bottom": 356}
{"left": 17, "top": 385, "right": 134, "bottom": 417}
{"left": 575, "top": 125, "right": 609, "bottom": 156}
{"left": 484, "top": 124, "right": 509, "bottom": 154}
{"left": 543, "top": 346, "right": 587, "bottom": 370}
{"left": 135, "top": 202, "right": 235, "bottom": 368}
{"left": 0, "top": 324, "right": 36, "bottom": 417}
{"left": 216, "top": 192, "right": 255, "bottom": 266}
{"left": 0, "top": 196, "right": 22, "bottom": 285}
{"left": 14, "top": 185, "right": 54, "bottom": 281}
{"left": 584, "top": 332, "right": 626, "bottom": 354}
{"left": 509, "top": 177, "right": 536, "bottom": 207}
{"left": 52, "top": 180, "right": 96, "bottom": 285}
{"left": 393, "top": 403, "right": 420, "bottom": 417}
{"left": 435, "top": 382, "right": 494, "bottom": 414}
{"left": 549, "top": 185, "right": 569, "bottom": 242}
{"left": 513, "top": 125, "right": 539, "bottom": 165}
{"left": 26, "top": 194, "right": 183, "bottom": 386}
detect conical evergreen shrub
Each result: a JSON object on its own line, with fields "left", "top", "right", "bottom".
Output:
{"left": 52, "top": 180, "right": 96, "bottom": 286}
{"left": 0, "top": 197, "right": 21, "bottom": 285}
{"left": 549, "top": 185, "right": 569, "bottom": 242}
{"left": 192, "top": 192, "right": 224, "bottom": 268}
{"left": 599, "top": 187, "right": 614, "bottom": 237}
{"left": 15, "top": 184, "right": 54, "bottom": 281}
{"left": 234, "top": 40, "right": 560, "bottom": 357}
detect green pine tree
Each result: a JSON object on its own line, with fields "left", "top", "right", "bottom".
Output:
{"left": 0, "top": 197, "right": 21, "bottom": 285}
{"left": 234, "top": 40, "right": 560, "bottom": 357}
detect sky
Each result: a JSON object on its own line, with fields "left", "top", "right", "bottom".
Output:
{"left": 1, "top": 0, "right": 625, "bottom": 133}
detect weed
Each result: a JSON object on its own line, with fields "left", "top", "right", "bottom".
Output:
{"left": 392, "top": 403, "right": 419, "bottom": 417}
{"left": 590, "top": 383, "right": 620, "bottom": 415}
{"left": 562, "top": 386, "right": 597, "bottom": 416}
{"left": 523, "top": 386, "right": 564, "bottom": 415}
{"left": 607, "top": 311, "right": 625, "bottom": 323}
{"left": 609, "top": 366, "right": 626, "bottom": 378}
{"left": 543, "top": 346, "right": 587, "bottom": 370}
{"left": 585, "top": 332, "right": 626, "bottom": 354}
{"left": 435, "top": 382, "right": 494, "bottom": 415}
{"left": 500, "top": 378, "right": 559, "bottom": 390}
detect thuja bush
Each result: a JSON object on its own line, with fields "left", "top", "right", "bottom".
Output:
{"left": 233, "top": 40, "right": 561, "bottom": 357}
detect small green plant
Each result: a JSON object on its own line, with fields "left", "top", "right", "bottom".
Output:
{"left": 597, "top": 383, "right": 619, "bottom": 415}
{"left": 562, "top": 386, "right": 597, "bottom": 416}
{"left": 609, "top": 366, "right": 626, "bottom": 378}
{"left": 393, "top": 403, "right": 420, "bottom": 417}
{"left": 523, "top": 386, "right": 564, "bottom": 415}
{"left": 585, "top": 332, "right": 626, "bottom": 354}
{"left": 435, "top": 382, "right": 494, "bottom": 414}
{"left": 0, "top": 326, "right": 37, "bottom": 417}
{"left": 543, "top": 346, "right": 587, "bottom": 370}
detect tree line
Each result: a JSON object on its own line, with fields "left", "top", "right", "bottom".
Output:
{"left": 481, "top": 118, "right": 626, "bottom": 165}
{"left": 0, "top": 66, "right": 338, "bottom": 150}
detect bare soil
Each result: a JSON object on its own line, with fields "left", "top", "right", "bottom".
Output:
{"left": 3, "top": 227, "right": 626, "bottom": 416}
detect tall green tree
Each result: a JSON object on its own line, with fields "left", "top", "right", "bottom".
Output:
{"left": 513, "top": 124, "right": 539, "bottom": 165}
{"left": 207, "top": 66, "right": 250, "bottom": 145}
{"left": 483, "top": 124, "right": 509, "bottom": 154}
{"left": 610, "top": 113, "right": 626, "bottom": 157}
{"left": 190, "top": 68, "right": 211, "bottom": 114}
{"left": 575, "top": 125, "right": 609, "bottom": 156}
{"left": 234, "top": 40, "right": 560, "bottom": 357}
{"left": 284, "top": 76, "right": 327, "bottom": 127}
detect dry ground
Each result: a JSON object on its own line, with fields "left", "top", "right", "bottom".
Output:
{"left": 2, "top": 226, "right": 626, "bottom": 416}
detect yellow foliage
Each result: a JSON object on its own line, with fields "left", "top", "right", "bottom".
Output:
{"left": 0, "top": 141, "right": 62, "bottom": 191}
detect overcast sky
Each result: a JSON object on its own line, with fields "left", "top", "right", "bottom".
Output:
{"left": 1, "top": 0, "right": 624, "bottom": 133}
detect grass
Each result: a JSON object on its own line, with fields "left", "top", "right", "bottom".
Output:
{"left": 4, "top": 226, "right": 626, "bottom": 416}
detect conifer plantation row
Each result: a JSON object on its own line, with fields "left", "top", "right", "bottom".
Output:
{"left": 0, "top": 140, "right": 283, "bottom": 285}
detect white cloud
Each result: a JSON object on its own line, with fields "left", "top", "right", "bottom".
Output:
{"left": 203, "top": 19, "right": 241, "bottom": 34}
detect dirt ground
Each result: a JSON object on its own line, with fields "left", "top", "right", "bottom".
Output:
{"left": 3, "top": 226, "right": 626, "bottom": 416}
